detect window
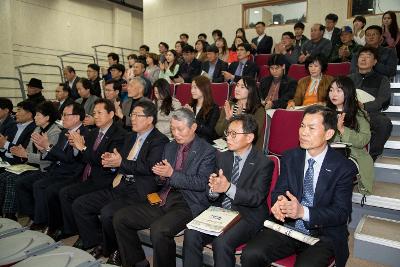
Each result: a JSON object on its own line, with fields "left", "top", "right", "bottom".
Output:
{"left": 348, "top": 0, "right": 400, "bottom": 17}
{"left": 242, "top": 0, "right": 307, "bottom": 28}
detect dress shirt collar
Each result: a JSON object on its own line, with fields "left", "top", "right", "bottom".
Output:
{"left": 305, "top": 145, "right": 328, "bottom": 169}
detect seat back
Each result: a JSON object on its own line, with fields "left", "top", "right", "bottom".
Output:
{"left": 266, "top": 155, "right": 281, "bottom": 210}
{"left": 272, "top": 255, "right": 335, "bottom": 267}
{"left": 258, "top": 65, "right": 270, "bottom": 81}
{"left": 210, "top": 83, "right": 230, "bottom": 107}
{"left": 174, "top": 83, "right": 192, "bottom": 105}
{"left": 287, "top": 64, "right": 308, "bottom": 80}
{"left": 326, "top": 62, "right": 351, "bottom": 77}
{"left": 268, "top": 109, "right": 304, "bottom": 156}
{"left": 255, "top": 54, "right": 272, "bottom": 66}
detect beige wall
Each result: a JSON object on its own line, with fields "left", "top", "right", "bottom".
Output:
{"left": 143, "top": 0, "right": 398, "bottom": 52}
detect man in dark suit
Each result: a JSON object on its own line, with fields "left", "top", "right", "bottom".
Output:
{"left": 58, "top": 98, "right": 126, "bottom": 238}
{"left": 223, "top": 43, "right": 259, "bottom": 83}
{"left": 176, "top": 45, "right": 202, "bottom": 83}
{"left": 63, "top": 66, "right": 80, "bottom": 100}
{"left": 0, "top": 100, "right": 36, "bottom": 165}
{"left": 72, "top": 100, "right": 169, "bottom": 262}
{"left": 113, "top": 108, "right": 216, "bottom": 267}
{"left": 183, "top": 114, "right": 273, "bottom": 267}
{"left": 16, "top": 102, "right": 88, "bottom": 231}
{"left": 324, "top": 13, "right": 341, "bottom": 48}
{"left": 55, "top": 83, "right": 74, "bottom": 119}
{"left": 241, "top": 105, "right": 358, "bottom": 267}
{"left": 202, "top": 45, "right": 228, "bottom": 83}
{"left": 0, "top": 97, "right": 17, "bottom": 139}
{"left": 251, "top": 21, "right": 273, "bottom": 54}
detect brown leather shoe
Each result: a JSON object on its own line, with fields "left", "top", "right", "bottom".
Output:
{"left": 106, "top": 250, "right": 121, "bottom": 266}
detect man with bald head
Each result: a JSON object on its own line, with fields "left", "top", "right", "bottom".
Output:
{"left": 299, "top": 24, "right": 332, "bottom": 63}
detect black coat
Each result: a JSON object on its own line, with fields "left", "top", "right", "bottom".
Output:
{"left": 0, "top": 115, "right": 17, "bottom": 139}
{"left": 192, "top": 104, "right": 220, "bottom": 143}
{"left": 251, "top": 35, "right": 273, "bottom": 54}
{"left": 201, "top": 59, "right": 228, "bottom": 83}
{"left": 259, "top": 75, "right": 298, "bottom": 109}
{"left": 227, "top": 60, "right": 259, "bottom": 82}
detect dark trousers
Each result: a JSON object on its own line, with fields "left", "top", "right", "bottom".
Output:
{"left": 240, "top": 228, "right": 334, "bottom": 267}
{"left": 16, "top": 171, "right": 43, "bottom": 218}
{"left": 113, "top": 191, "right": 193, "bottom": 267}
{"left": 72, "top": 180, "right": 141, "bottom": 253}
{"left": 369, "top": 112, "right": 393, "bottom": 160}
{"left": 183, "top": 219, "right": 257, "bottom": 267}
{"left": 59, "top": 179, "right": 110, "bottom": 235}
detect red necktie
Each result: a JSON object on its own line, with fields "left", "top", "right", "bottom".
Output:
{"left": 81, "top": 131, "right": 104, "bottom": 181}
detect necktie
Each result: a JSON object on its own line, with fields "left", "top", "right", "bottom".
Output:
{"left": 81, "top": 131, "right": 104, "bottom": 181}
{"left": 222, "top": 156, "right": 242, "bottom": 210}
{"left": 234, "top": 62, "right": 244, "bottom": 77}
{"left": 159, "top": 144, "right": 187, "bottom": 206}
{"left": 295, "top": 158, "right": 316, "bottom": 234}
{"left": 113, "top": 136, "right": 143, "bottom": 187}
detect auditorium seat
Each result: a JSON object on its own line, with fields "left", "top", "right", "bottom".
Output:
{"left": 255, "top": 54, "right": 272, "bottom": 67}
{"left": 174, "top": 83, "right": 192, "bottom": 105}
{"left": 287, "top": 64, "right": 308, "bottom": 81}
{"left": 326, "top": 62, "right": 351, "bottom": 77}
{"left": 272, "top": 254, "right": 335, "bottom": 267}
{"left": 267, "top": 109, "right": 304, "bottom": 156}
{"left": 210, "top": 83, "right": 229, "bottom": 107}
{"left": 258, "top": 65, "right": 270, "bottom": 81}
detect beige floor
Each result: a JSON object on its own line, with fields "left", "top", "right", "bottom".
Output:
{"left": 60, "top": 231, "right": 389, "bottom": 267}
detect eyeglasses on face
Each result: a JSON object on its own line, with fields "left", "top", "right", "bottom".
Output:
{"left": 130, "top": 113, "right": 148, "bottom": 118}
{"left": 224, "top": 130, "right": 248, "bottom": 139}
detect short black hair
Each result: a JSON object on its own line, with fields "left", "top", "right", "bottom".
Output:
{"left": 133, "top": 99, "right": 158, "bottom": 125}
{"left": 105, "top": 79, "right": 123, "bottom": 92}
{"left": 255, "top": 21, "right": 266, "bottom": 27}
{"left": 65, "top": 102, "right": 86, "bottom": 121}
{"left": 0, "top": 97, "right": 13, "bottom": 113}
{"left": 87, "top": 63, "right": 100, "bottom": 73}
{"left": 180, "top": 33, "right": 189, "bottom": 39}
{"left": 325, "top": 13, "right": 338, "bottom": 23}
{"left": 198, "top": 33, "right": 207, "bottom": 39}
{"left": 77, "top": 78, "right": 92, "bottom": 91}
{"left": 107, "top": 52, "right": 119, "bottom": 63}
{"left": 128, "top": 54, "right": 138, "bottom": 60}
{"left": 317, "top": 24, "right": 326, "bottom": 32}
{"left": 228, "top": 114, "right": 259, "bottom": 145}
{"left": 206, "top": 45, "right": 219, "bottom": 53}
{"left": 94, "top": 98, "right": 115, "bottom": 114}
{"left": 64, "top": 66, "right": 75, "bottom": 73}
{"left": 182, "top": 44, "right": 195, "bottom": 53}
{"left": 282, "top": 31, "right": 295, "bottom": 39}
{"left": 358, "top": 46, "right": 379, "bottom": 60}
{"left": 36, "top": 101, "right": 58, "bottom": 124}
{"left": 159, "top": 42, "right": 169, "bottom": 50}
{"left": 17, "top": 100, "right": 35, "bottom": 117}
{"left": 212, "top": 29, "right": 223, "bottom": 38}
{"left": 139, "top": 45, "right": 150, "bottom": 52}
{"left": 303, "top": 105, "right": 337, "bottom": 131}
{"left": 109, "top": 63, "right": 126, "bottom": 74}
{"left": 365, "top": 25, "right": 383, "bottom": 35}
{"left": 353, "top": 16, "right": 366, "bottom": 28}
{"left": 305, "top": 54, "right": 328, "bottom": 73}
{"left": 59, "top": 83, "right": 71, "bottom": 95}
{"left": 268, "top": 54, "right": 287, "bottom": 66}
{"left": 294, "top": 22, "right": 305, "bottom": 30}
{"left": 238, "top": 43, "right": 252, "bottom": 52}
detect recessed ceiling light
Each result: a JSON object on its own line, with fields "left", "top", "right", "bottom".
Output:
{"left": 254, "top": 10, "right": 260, "bottom": 14}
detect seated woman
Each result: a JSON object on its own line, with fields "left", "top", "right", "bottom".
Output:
{"left": 327, "top": 76, "right": 375, "bottom": 195}
{"left": 0, "top": 101, "right": 61, "bottom": 220}
{"left": 195, "top": 39, "right": 207, "bottom": 62}
{"left": 184, "top": 76, "right": 220, "bottom": 143}
{"left": 159, "top": 49, "right": 180, "bottom": 84}
{"left": 215, "top": 76, "right": 265, "bottom": 150}
{"left": 216, "top": 37, "right": 229, "bottom": 63}
{"left": 153, "top": 78, "right": 181, "bottom": 139}
{"left": 287, "top": 54, "right": 333, "bottom": 108}
{"left": 145, "top": 53, "right": 160, "bottom": 84}
{"left": 174, "top": 41, "right": 185, "bottom": 65}
{"left": 228, "top": 36, "right": 245, "bottom": 64}
{"left": 259, "top": 54, "right": 297, "bottom": 109}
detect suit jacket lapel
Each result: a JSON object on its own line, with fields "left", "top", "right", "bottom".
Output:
{"left": 166, "top": 141, "right": 178, "bottom": 167}
{"left": 314, "top": 148, "right": 334, "bottom": 203}
{"left": 95, "top": 123, "right": 114, "bottom": 152}
{"left": 236, "top": 147, "right": 257, "bottom": 187}
{"left": 183, "top": 137, "right": 200, "bottom": 170}
{"left": 296, "top": 149, "right": 306, "bottom": 198}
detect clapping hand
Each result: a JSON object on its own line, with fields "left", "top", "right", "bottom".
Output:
{"left": 68, "top": 130, "right": 85, "bottom": 151}
{"left": 208, "top": 169, "right": 230, "bottom": 193}
{"left": 152, "top": 159, "right": 174, "bottom": 178}
{"left": 31, "top": 132, "right": 49, "bottom": 151}
{"left": 10, "top": 145, "right": 28, "bottom": 158}
{"left": 102, "top": 148, "right": 122, "bottom": 167}
{"left": 224, "top": 101, "right": 233, "bottom": 120}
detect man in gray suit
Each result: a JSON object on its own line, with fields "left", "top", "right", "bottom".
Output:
{"left": 113, "top": 108, "right": 216, "bottom": 267}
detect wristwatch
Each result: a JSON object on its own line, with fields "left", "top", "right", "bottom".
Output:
{"left": 45, "top": 144, "right": 54, "bottom": 152}
{"left": 81, "top": 146, "right": 87, "bottom": 152}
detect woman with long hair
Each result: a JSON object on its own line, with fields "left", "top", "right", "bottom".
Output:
{"left": 124, "top": 54, "right": 138, "bottom": 81}
{"left": 382, "top": 11, "right": 400, "bottom": 63}
{"left": 353, "top": 15, "right": 367, "bottom": 46}
{"left": 159, "top": 49, "right": 180, "bottom": 83}
{"left": 145, "top": 53, "right": 160, "bottom": 84}
{"left": 175, "top": 41, "right": 185, "bottom": 65}
{"left": 195, "top": 39, "right": 207, "bottom": 62}
{"left": 228, "top": 36, "right": 245, "bottom": 63}
{"left": 287, "top": 54, "right": 333, "bottom": 108}
{"left": 216, "top": 37, "right": 229, "bottom": 63}
{"left": 153, "top": 79, "right": 181, "bottom": 138}
{"left": 215, "top": 76, "right": 266, "bottom": 150}
{"left": 326, "top": 76, "right": 374, "bottom": 194}
{"left": 235, "top": 28, "right": 249, "bottom": 43}
{"left": 184, "top": 76, "right": 220, "bottom": 143}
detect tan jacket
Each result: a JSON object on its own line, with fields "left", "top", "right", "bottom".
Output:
{"left": 293, "top": 74, "right": 333, "bottom": 106}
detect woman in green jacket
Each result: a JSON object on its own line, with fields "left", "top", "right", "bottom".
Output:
{"left": 327, "top": 76, "right": 375, "bottom": 194}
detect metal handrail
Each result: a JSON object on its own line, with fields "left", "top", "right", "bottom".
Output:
{"left": 0, "top": 77, "right": 25, "bottom": 101}
{"left": 92, "top": 44, "right": 138, "bottom": 65}
{"left": 58, "top": 53, "right": 96, "bottom": 71}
